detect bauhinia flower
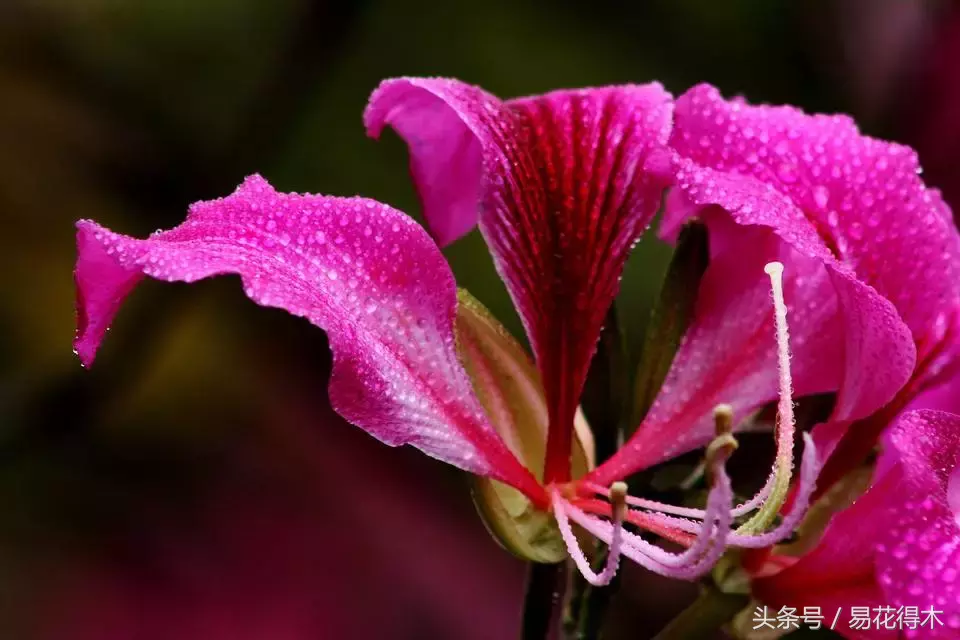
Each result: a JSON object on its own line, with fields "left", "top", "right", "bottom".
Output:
{"left": 72, "top": 78, "right": 916, "bottom": 585}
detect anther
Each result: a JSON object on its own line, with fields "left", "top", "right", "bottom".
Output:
{"left": 609, "top": 481, "right": 628, "bottom": 523}
{"left": 713, "top": 403, "right": 734, "bottom": 436}
{"left": 706, "top": 405, "right": 738, "bottom": 485}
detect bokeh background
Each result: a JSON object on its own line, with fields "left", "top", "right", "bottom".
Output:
{"left": 2, "top": 1, "right": 958, "bottom": 638}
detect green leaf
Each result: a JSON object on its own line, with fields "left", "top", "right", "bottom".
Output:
{"left": 630, "top": 222, "right": 709, "bottom": 429}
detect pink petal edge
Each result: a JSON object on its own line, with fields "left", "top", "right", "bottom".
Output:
{"left": 73, "top": 175, "right": 544, "bottom": 503}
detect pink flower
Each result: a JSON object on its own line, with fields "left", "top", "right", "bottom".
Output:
{"left": 72, "top": 79, "right": 921, "bottom": 584}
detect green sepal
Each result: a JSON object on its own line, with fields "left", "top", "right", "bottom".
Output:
{"left": 456, "top": 289, "right": 594, "bottom": 563}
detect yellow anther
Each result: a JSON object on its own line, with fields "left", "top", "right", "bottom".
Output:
{"left": 609, "top": 481, "right": 628, "bottom": 522}
{"left": 713, "top": 403, "right": 734, "bottom": 436}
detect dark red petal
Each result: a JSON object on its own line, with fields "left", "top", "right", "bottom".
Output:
{"left": 367, "top": 78, "right": 673, "bottom": 482}
{"left": 73, "top": 175, "right": 544, "bottom": 502}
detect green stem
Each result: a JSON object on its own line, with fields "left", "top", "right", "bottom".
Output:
{"left": 522, "top": 561, "right": 567, "bottom": 640}
{"left": 652, "top": 586, "right": 748, "bottom": 640}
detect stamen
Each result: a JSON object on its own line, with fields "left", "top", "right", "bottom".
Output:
{"left": 583, "top": 407, "right": 751, "bottom": 519}
{"left": 552, "top": 481, "right": 628, "bottom": 586}
{"left": 562, "top": 262, "right": 815, "bottom": 578}
{"left": 713, "top": 403, "right": 734, "bottom": 435}
{"left": 609, "top": 481, "right": 628, "bottom": 523}
{"left": 706, "top": 404, "right": 738, "bottom": 486}
{"left": 564, "top": 433, "right": 736, "bottom": 580}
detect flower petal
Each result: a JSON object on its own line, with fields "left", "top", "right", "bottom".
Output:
{"left": 366, "top": 78, "right": 673, "bottom": 482}
{"left": 73, "top": 175, "right": 543, "bottom": 502}
{"left": 756, "top": 411, "right": 960, "bottom": 634}
{"left": 589, "top": 219, "right": 842, "bottom": 483}
{"left": 875, "top": 410, "right": 960, "bottom": 630}
{"left": 663, "top": 83, "right": 957, "bottom": 482}
{"left": 667, "top": 83, "right": 960, "bottom": 351}
{"left": 751, "top": 471, "right": 891, "bottom": 621}
{"left": 649, "top": 93, "right": 919, "bottom": 467}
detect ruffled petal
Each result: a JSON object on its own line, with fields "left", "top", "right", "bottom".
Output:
{"left": 73, "top": 175, "right": 544, "bottom": 502}
{"left": 661, "top": 157, "right": 915, "bottom": 424}
{"left": 667, "top": 83, "right": 960, "bottom": 351}
{"left": 643, "top": 97, "right": 919, "bottom": 474}
{"left": 663, "top": 84, "right": 960, "bottom": 488}
{"left": 366, "top": 78, "right": 673, "bottom": 482}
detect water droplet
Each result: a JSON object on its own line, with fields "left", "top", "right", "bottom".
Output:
{"left": 813, "top": 185, "right": 830, "bottom": 209}
{"left": 776, "top": 163, "right": 798, "bottom": 183}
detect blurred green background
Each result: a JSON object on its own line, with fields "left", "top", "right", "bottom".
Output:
{"left": 1, "top": 1, "right": 957, "bottom": 638}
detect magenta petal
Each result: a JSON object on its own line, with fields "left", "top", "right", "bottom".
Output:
{"left": 668, "top": 84, "right": 960, "bottom": 354}
{"left": 367, "top": 78, "right": 673, "bottom": 482}
{"left": 751, "top": 471, "right": 892, "bottom": 624}
{"left": 73, "top": 175, "right": 543, "bottom": 501}
{"left": 657, "top": 154, "right": 914, "bottom": 462}
{"left": 664, "top": 83, "right": 960, "bottom": 481}
{"left": 364, "top": 79, "right": 488, "bottom": 247}
{"left": 590, "top": 220, "right": 841, "bottom": 483}
{"left": 875, "top": 411, "right": 960, "bottom": 629}
{"left": 757, "top": 411, "right": 960, "bottom": 635}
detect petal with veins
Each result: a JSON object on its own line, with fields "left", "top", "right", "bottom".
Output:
{"left": 73, "top": 175, "right": 543, "bottom": 502}
{"left": 366, "top": 78, "right": 673, "bottom": 482}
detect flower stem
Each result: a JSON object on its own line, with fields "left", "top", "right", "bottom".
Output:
{"left": 522, "top": 561, "right": 567, "bottom": 640}
{"left": 652, "top": 585, "right": 748, "bottom": 640}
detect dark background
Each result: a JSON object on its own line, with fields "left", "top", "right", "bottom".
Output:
{"left": 1, "top": 1, "right": 958, "bottom": 638}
